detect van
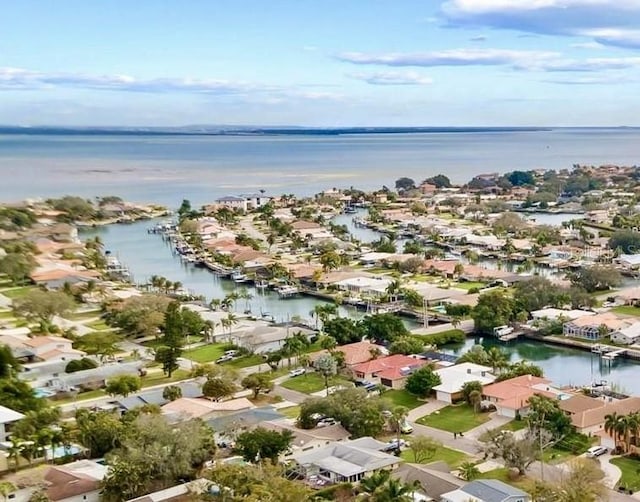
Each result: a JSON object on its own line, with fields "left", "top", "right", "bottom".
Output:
{"left": 586, "top": 446, "right": 607, "bottom": 458}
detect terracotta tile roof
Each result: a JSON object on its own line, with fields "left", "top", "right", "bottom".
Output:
{"left": 558, "top": 394, "right": 605, "bottom": 415}
{"left": 569, "top": 312, "right": 629, "bottom": 330}
{"left": 482, "top": 375, "right": 550, "bottom": 401}
{"left": 569, "top": 396, "right": 640, "bottom": 429}
{"left": 23, "top": 336, "right": 72, "bottom": 348}
{"left": 352, "top": 354, "right": 425, "bottom": 380}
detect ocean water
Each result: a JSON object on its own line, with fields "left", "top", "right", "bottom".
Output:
{"left": 1, "top": 128, "right": 639, "bottom": 207}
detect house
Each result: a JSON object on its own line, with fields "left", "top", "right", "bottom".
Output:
{"left": 21, "top": 335, "right": 85, "bottom": 362}
{"left": 333, "top": 276, "right": 392, "bottom": 299}
{"left": 562, "top": 312, "right": 629, "bottom": 340}
{"left": 392, "top": 462, "right": 464, "bottom": 501}
{"left": 310, "top": 341, "right": 388, "bottom": 368}
{"left": 350, "top": 354, "right": 428, "bottom": 389}
{"left": 225, "top": 324, "right": 315, "bottom": 354}
{"left": 481, "top": 375, "right": 570, "bottom": 418}
{"left": 561, "top": 396, "right": 640, "bottom": 448}
{"left": 530, "top": 308, "right": 595, "bottom": 323}
{"left": 162, "top": 397, "right": 254, "bottom": 422}
{"left": 0, "top": 405, "right": 25, "bottom": 442}
{"left": 215, "top": 195, "right": 248, "bottom": 211}
{"left": 441, "top": 479, "right": 530, "bottom": 502}
{"left": 610, "top": 322, "right": 640, "bottom": 345}
{"left": 262, "top": 419, "right": 350, "bottom": 455}
{"left": 42, "top": 460, "right": 107, "bottom": 502}
{"left": 558, "top": 393, "right": 605, "bottom": 424}
{"left": 618, "top": 254, "right": 640, "bottom": 270}
{"left": 45, "top": 361, "right": 145, "bottom": 392}
{"left": 208, "top": 407, "right": 284, "bottom": 439}
{"left": 114, "top": 382, "right": 204, "bottom": 411}
{"left": 127, "top": 479, "right": 212, "bottom": 502}
{"left": 291, "top": 437, "right": 401, "bottom": 484}
{"left": 433, "top": 363, "right": 495, "bottom": 404}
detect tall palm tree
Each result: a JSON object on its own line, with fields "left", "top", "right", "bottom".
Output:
{"left": 605, "top": 412, "right": 625, "bottom": 452}
{"left": 359, "top": 470, "right": 391, "bottom": 496}
{"left": 391, "top": 406, "right": 409, "bottom": 449}
{"left": 486, "top": 347, "right": 508, "bottom": 374}
{"left": 372, "top": 478, "right": 415, "bottom": 502}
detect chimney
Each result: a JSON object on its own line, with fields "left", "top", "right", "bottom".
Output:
{"left": 467, "top": 368, "right": 471, "bottom": 374}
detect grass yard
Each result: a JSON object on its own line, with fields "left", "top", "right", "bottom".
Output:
{"left": 280, "top": 406, "right": 301, "bottom": 419}
{"left": 611, "top": 456, "right": 640, "bottom": 492}
{"left": 454, "top": 281, "right": 486, "bottom": 291}
{"left": 401, "top": 445, "right": 470, "bottom": 468}
{"left": 613, "top": 305, "right": 640, "bottom": 317}
{"left": 478, "top": 419, "right": 528, "bottom": 442}
{"left": 0, "top": 286, "right": 37, "bottom": 299}
{"left": 417, "top": 404, "right": 491, "bottom": 433}
{"left": 140, "top": 368, "right": 190, "bottom": 388}
{"left": 184, "top": 343, "right": 226, "bottom": 363}
{"left": 280, "top": 372, "right": 350, "bottom": 394}
{"left": 224, "top": 354, "right": 265, "bottom": 369}
{"left": 476, "top": 468, "right": 533, "bottom": 491}
{"left": 86, "top": 319, "right": 111, "bottom": 330}
{"left": 51, "top": 388, "right": 106, "bottom": 405}
{"left": 381, "top": 389, "right": 424, "bottom": 410}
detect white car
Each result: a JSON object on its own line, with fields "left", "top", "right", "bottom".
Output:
{"left": 289, "top": 368, "right": 306, "bottom": 377}
{"left": 586, "top": 446, "right": 608, "bottom": 458}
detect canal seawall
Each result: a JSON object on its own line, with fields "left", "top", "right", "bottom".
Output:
{"left": 523, "top": 332, "right": 640, "bottom": 362}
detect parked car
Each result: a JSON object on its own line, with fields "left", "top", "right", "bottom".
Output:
{"left": 316, "top": 417, "right": 337, "bottom": 428}
{"left": 216, "top": 354, "right": 234, "bottom": 363}
{"left": 224, "top": 350, "right": 238, "bottom": 357}
{"left": 385, "top": 439, "right": 406, "bottom": 450}
{"left": 400, "top": 421, "right": 413, "bottom": 434}
{"left": 289, "top": 368, "right": 306, "bottom": 377}
{"left": 586, "top": 446, "right": 608, "bottom": 458}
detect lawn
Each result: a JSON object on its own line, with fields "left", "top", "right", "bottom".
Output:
{"left": 613, "top": 305, "right": 640, "bottom": 317}
{"left": 417, "top": 404, "right": 491, "bottom": 433}
{"left": 401, "top": 445, "right": 470, "bottom": 468}
{"left": 184, "top": 343, "right": 226, "bottom": 363}
{"left": 0, "top": 286, "right": 37, "bottom": 299}
{"left": 86, "top": 319, "right": 111, "bottom": 330}
{"left": 381, "top": 389, "right": 424, "bottom": 410}
{"left": 0, "top": 310, "right": 16, "bottom": 320}
{"left": 476, "top": 468, "right": 533, "bottom": 491}
{"left": 280, "top": 372, "right": 351, "bottom": 394}
{"left": 478, "top": 419, "right": 528, "bottom": 442}
{"left": 224, "top": 354, "right": 265, "bottom": 369}
{"left": 51, "top": 388, "right": 106, "bottom": 405}
{"left": 611, "top": 456, "right": 640, "bottom": 492}
{"left": 140, "top": 368, "right": 191, "bottom": 388}
{"left": 454, "top": 281, "right": 486, "bottom": 291}
{"left": 280, "top": 405, "right": 301, "bottom": 419}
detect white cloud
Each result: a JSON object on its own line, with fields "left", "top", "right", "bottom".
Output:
{"left": 441, "top": 0, "right": 640, "bottom": 48}
{"left": 348, "top": 71, "right": 433, "bottom": 86}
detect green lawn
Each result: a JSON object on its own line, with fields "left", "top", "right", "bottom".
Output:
{"left": 86, "top": 319, "right": 111, "bottom": 330}
{"left": 417, "top": 404, "right": 491, "bottom": 433}
{"left": 476, "top": 467, "right": 533, "bottom": 491}
{"left": 478, "top": 419, "right": 528, "bottom": 442}
{"left": 381, "top": 389, "right": 424, "bottom": 410}
{"left": 0, "top": 286, "right": 37, "bottom": 299}
{"left": 611, "top": 456, "right": 640, "bottom": 492}
{"left": 224, "top": 354, "right": 265, "bottom": 369}
{"left": 184, "top": 343, "right": 226, "bottom": 363}
{"left": 51, "top": 388, "right": 106, "bottom": 404}
{"left": 140, "top": 368, "right": 190, "bottom": 388}
{"left": 455, "top": 281, "right": 486, "bottom": 291}
{"left": 0, "top": 310, "right": 16, "bottom": 320}
{"left": 280, "top": 372, "right": 351, "bottom": 394}
{"left": 401, "top": 445, "right": 470, "bottom": 468}
{"left": 280, "top": 405, "right": 301, "bottom": 419}
{"left": 613, "top": 305, "right": 640, "bottom": 317}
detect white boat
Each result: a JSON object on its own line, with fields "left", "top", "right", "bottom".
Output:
{"left": 231, "top": 271, "right": 248, "bottom": 283}
{"left": 277, "top": 285, "right": 299, "bottom": 298}
{"left": 255, "top": 280, "right": 268, "bottom": 289}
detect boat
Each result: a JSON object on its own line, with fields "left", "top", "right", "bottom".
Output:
{"left": 277, "top": 285, "right": 299, "bottom": 298}
{"left": 231, "top": 270, "right": 248, "bottom": 283}
{"left": 344, "top": 206, "right": 357, "bottom": 214}
{"left": 255, "top": 280, "right": 268, "bottom": 289}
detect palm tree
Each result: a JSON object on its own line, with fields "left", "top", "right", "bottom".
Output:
{"left": 7, "top": 441, "right": 22, "bottom": 471}
{"left": 372, "top": 478, "right": 415, "bottom": 502}
{"left": 209, "top": 298, "right": 222, "bottom": 311}
{"left": 359, "top": 470, "right": 391, "bottom": 496}
{"left": 486, "top": 347, "right": 508, "bottom": 374}
{"left": 0, "top": 482, "right": 16, "bottom": 502}
{"left": 469, "top": 390, "right": 482, "bottom": 414}
{"left": 605, "top": 412, "right": 625, "bottom": 452}
{"left": 391, "top": 406, "right": 409, "bottom": 450}
{"left": 458, "top": 461, "right": 481, "bottom": 481}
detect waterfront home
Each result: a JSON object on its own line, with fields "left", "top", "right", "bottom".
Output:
{"left": 334, "top": 275, "right": 393, "bottom": 299}
{"left": 558, "top": 393, "right": 605, "bottom": 424}
{"left": 481, "top": 375, "right": 570, "bottom": 418}
{"left": 610, "top": 322, "right": 640, "bottom": 345}
{"left": 350, "top": 354, "right": 427, "bottom": 389}
{"left": 562, "top": 312, "right": 629, "bottom": 340}
{"left": 310, "top": 341, "right": 388, "bottom": 368}
{"left": 616, "top": 286, "right": 640, "bottom": 305}
{"left": 562, "top": 396, "right": 640, "bottom": 449}
{"left": 618, "top": 254, "right": 640, "bottom": 271}
{"left": 114, "top": 382, "right": 203, "bottom": 412}
{"left": 291, "top": 437, "right": 400, "bottom": 485}
{"left": 441, "top": 479, "right": 530, "bottom": 502}
{"left": 262, "top": 419, "right": 350, "bottom": 456}
{"left": 0, "top": 405, "right": 25, "bottom": 442}
{"left": 162, "top": 397, "right": 254, "bottom": 422}
{"left": 433, "top": 363, "right": 495, "bottom": 404}
{"left": 45, "top": 361, "right": 144, "bottom": 392}
{"left": 215, "top": 195, "right": 250, "bottom": 211}
{"left": 127, "top": 479, "right": 212, "bottom": 502}
{"left": 392, "top": 462, "right": 463, "bottom": 501}
{"left": 530, "top": 308, "right": 595, "bottom": 323}
{"left": 0, "top": 333, "right": 85, "bottom": 363}
{"left": 227, "top": 323, "right": 315, "bottom": 354}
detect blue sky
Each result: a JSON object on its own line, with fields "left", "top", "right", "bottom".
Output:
{"left": 2, "top": 0, "right": 640, "bottom": 126}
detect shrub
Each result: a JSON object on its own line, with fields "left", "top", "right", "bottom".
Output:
{"left": 65, "top": 358, "right": 98, "bottom": 373}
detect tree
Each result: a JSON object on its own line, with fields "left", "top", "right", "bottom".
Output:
{"left": 405, "top": 365, "right": 441, "bottom": 398}
{"left": 0, "top": 482, "right": 16, "bottom": 502}
{"left": 370, "top": 478, "right": 416, "bottom": 502}
{"left": 513, "top": 276, "right": 566, "bottom": 313}
{"left": 472, "top": 290, "right": 515, "bottom": 335}
{"left": 202, "top": 375, "right": 237, "bottom": 401}
{"left": 0, "top": 344, "right": 19, "bottom": 379}
{"left": 485, "top": 347, "right": 509, "bottom": 374}
{"left": 75, "top": 409, "right": 124, "bottom": 457}
{"left": 423, "top": 174, "right": 451, "bottom": 188}
{"left": 359, "top": 313, "right": 409, "bottom": 345}
{"left": 153, "top": 301, "right": 185, "bottom": 377}
{"left": 390, "top": 406, "right": 409, "bottom": 448}
{"left": 492, "top": 212, "right": 527, "bottom": 235}
{"left": 570, "top": 265, "right": 622, "bottom": 293}
{"left": 507, "top": 170, "right": 535, "bottom": 186}
{"left": 604, "top": 411, "right": 625, "bottom": 452}
{"left": 27, "top": 491, "right": 50, "bottom": 502}
{"left": 407, "top": 435, "right": 439, "bottom": 463}
{"left": 389, "top": 336, "right": 424, "bottom": 355}
{"left": 610, "top": 229, "right": 640, "bottom": 254}
{"left": 323, "top": 317, "right": 364, "bottom": 345}
{"left": 458, "top": 461, "right": 481, "bottom": 481}
{"left": 235, "top": 427, "right": 294, "bottom": 464}
{"left": 461, "top": 380, "right": 484, "bottom": 406}
{"left": 73, "top": 331, "right": 122, "bottom": 362}
{"left": 320, "top": 250, "right": 342, "bottom": 272}
{"left": 13, "top": 290, "right": 75, "bottom": 323}
{"left": 242, "top": 373, "right": 274, "bottom": 399}
{"left": 0, "top": 253, "right": 37, "bottom": 285}
{"left": 359, "top": 470, "right": 391, "bottom": 496}
{"left": 162, "top": 385, "right": 182, "bottom": 401}
{"left": 482, "top": 430, "right": 538, "bottom": 475}
{"left": 395, "top": 177, "right": 416, "bottom": 191}
{"left": 64, "top": 357, "right": 98, "bottom": 373}
{"left": 105, "top": 375, "right": 141, "bottom": 398}
{"left": 315, "top": 353, "right": 337, "bottom": 396}
{"left": 372, "top": 237, "right": 396, "bottom": 253}
{"left": 530, "top": 457, "right": 607, "bottom": 502}
{"left": 104, "top": 294, "right": 172, "bottom": 338}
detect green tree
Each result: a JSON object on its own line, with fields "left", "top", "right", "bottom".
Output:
{"left": 0, "top": 344, "right": 20, "bottom": 379}
{"left": 73, "top": 331, "right": 122, "bottom": 362}
{"left": 359, "top": 313, "right": 409, "bottom": 345}
{"left": 472, "top": 290, "right": 515, "bottom": 335}
{"left": 13, "top": 290, "right": 75, "bottom": 323}
{"left": 570, "top": 265, "right": 622, "bottom": 293}
{"left": 0, "top": 253, "right": 37, "bottom": 285}
{"left": 319, "top": 250, "right": 342, "bottom": 272}
{"left": 154, "top": 301, "right": 185, "bottom": 377}
{"left": 389, "top": 336, "right": 424, "bottom": 355}
{"left": 241, "top": 372, "right": 274, "bottom": 399}
{"left": 202, "top": 376, "right": 237, "bottom": 401}
{"left": 162, "top": 385, "right": 182, "bottom": 401}
{"left": 458, "top": 461, "right": 481, "bottom": 481}
{"left": 235, "top": 427, "right": 294, "bottom": 464}
{"left": 394, "top": 177, "right": 416, "bottom": 191}
{"left": 104, "top": 294, "right": 172, "bottom": 338}
{"left": 461, "top": 380, "right": 483, "bottom": 406}
{"left": 75, "top": 409, "right": 124, "bottom": 457}
{"left": 407, "top": 435, "right": 439, "bottom": 463}
{"left": 315, "top": 353, "right": 337, "bottom": 396}
{"left": 405, "top": 365, "right": 441, "bottom": 398}
{"left": 0, "top": 378, "right": 45, "bottom": 413}
{"left": 482, "top": 429, "right": 538, "bottom": 475}
{"left": 105, "top": 375, "right": 141, "bottom": 398}
{"left": 323, "top": 317, "right": 364, "bottom": 345}
{"left": 372, "top": 237, "right": 396, "bottom": 253}
{"left": 609, "top": 229, "right": 640, "bottom": 254}
{"left": 0, "top": 482, "right": 16, "bottom": 502}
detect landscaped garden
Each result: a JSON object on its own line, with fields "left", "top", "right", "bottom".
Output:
{"left": 381, "top": 389, "right": 424, "bottom": 409}
{"left": 417, "top": 403, "right": 491, "bottom": 433}
{"left": 184, "top": 343, "right": 226, "bottom": 363}
{"left": 611, "top": 455, "right": 640, "bottom": 492}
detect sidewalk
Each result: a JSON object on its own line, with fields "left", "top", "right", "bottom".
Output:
{"left": 464, "top": 413, "right": 513, "bottom": 440}
{"left": 407, "top": 400, "right": 448, "bottom": 421}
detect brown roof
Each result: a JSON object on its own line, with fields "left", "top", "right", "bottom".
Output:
{"left": 570, "top": 396, "right": 640, "bottom": 429}
{"left": 263, "top": 420, "right": 350, "bottom": 446}
{"left": 482, "top": 375, "right": 550, "bottom": 400}
{"left": 558, "top": 394, "right": 605, "bottom": 415}
{"left": 23, "top": 336, "right": 72, "bottom": 348}
{"left": 44, "top": 465, "right": 102, "bottom": 501}
{"left": 310, "top": 341, "right": 386, "bottom": 367}
{"left": 291, "top": 220, "right": 322, "bottom": 231}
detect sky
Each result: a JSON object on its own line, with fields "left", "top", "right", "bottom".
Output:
{"left": 2, "top": 0, "right": 640, "bottom": 127}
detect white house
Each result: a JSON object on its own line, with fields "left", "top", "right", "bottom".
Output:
{"left": 215, "top": 195, "right": 248, "bottom": 211}
{"left": 610, "top": 322, "right": 640, "bottom": 345}
{"left": 433, "top": 363, "right": 496, "bottom": 404}
{"left": 0, "top": 405, "right": 25, "bottom": 442}
{"left": 333, "top": 276, "right": 392, "bottom": 298}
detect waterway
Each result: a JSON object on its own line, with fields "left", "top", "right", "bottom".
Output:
{"left": 442, "top": 336, "right": 640, "bottom": 396}
{"left": 82, "top": 219, "right": 640, "bottom": 395}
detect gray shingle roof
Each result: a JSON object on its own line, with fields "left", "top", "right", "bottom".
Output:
{"left": 461, "top": 479, "right": 529, "bottom": 502}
